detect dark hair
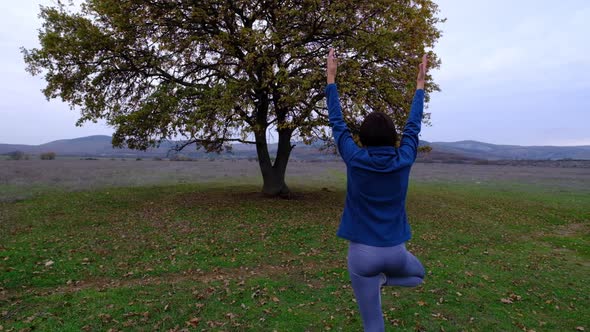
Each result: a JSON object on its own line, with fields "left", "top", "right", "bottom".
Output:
{"left": 359, "top": 112, "right": 397, "bottom": 147}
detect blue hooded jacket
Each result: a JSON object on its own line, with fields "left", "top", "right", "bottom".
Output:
{"left": 326, "top": 83, "right": 424, "bottom": 247}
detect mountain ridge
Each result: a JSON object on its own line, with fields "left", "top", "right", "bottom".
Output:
{"left": 1, "top": 135, "right": 589, "bottom": 160}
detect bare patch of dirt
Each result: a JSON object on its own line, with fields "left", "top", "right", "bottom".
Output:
{"left": 1, "top": 159, "right": 588, "bottom": 202}
{"left": 554, "top": 223, "right": 588, "bottom": 237}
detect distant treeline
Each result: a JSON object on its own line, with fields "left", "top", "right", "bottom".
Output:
{"left": 3, "top": 150, "right": 56, "bottom": 160}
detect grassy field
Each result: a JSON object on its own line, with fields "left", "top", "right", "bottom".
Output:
{"left": 1, "top": 172, "right": 589, "bottom": 331}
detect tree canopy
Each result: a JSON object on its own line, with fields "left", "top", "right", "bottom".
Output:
{"left": 23, "top": 0, "right": 442, "bottom": 195}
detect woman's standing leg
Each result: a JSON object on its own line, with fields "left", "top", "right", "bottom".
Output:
{"left": 347, "top": 242, "right": 386, "bottom": 332}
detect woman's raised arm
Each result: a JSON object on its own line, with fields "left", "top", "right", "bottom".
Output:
{"left": 399, "top": 55, "right": 428, "bottom": 162}
{"left": 326, "top": 48, "right": 361, "bottom": 163}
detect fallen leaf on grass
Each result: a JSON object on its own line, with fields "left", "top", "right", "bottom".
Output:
{"left": 576, "top": 327, "right": 585, "bottom": 331}
{"left": 207, "top": 320, "right": 225, "bottom": 327}
{"left": 44, "top": 260, "right": 54, "bottom": 267}
{"left": 98, "top": 313, "right": 112, "bottom": 323}
{"left": 501, "top": 298, "right": 513, "bottom": 304}
{"left": 431, "top": 312, "right": 448, "bottom": 321}
{"left": 186, "top": 317, "right": 200, "bottom": 327}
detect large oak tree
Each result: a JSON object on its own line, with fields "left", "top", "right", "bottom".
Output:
{"left": 23, "top": 0, "right": 442, "bottom": 196}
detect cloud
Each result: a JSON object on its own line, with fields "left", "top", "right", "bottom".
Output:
{"left": 479, "top": 47, "right": 525, "bottom": 73}
{"left": 434, "top": 2, "right": 590, "bottom": 83}
{"left": 1, "top": 0, "right": 589, "bottom": 146}
{"left": 572, "top": 6, "right": 590, "bottom": 27}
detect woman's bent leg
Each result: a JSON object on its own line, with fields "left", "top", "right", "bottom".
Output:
{"left": 383, "top": 247, "right": 425, "bottom": 287}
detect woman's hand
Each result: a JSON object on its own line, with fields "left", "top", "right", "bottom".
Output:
{"left": 327, "top": 48, "right": 337, "bottom": 84}
{"left": 417, "top": 54, "right": 428, "bottom": 90}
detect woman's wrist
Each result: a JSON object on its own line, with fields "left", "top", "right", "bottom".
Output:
{"left": 416, "top": 81, "right": 425, "bottom": 90}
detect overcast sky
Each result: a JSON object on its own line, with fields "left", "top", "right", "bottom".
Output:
{"left": 1, "top": 1, "right": 588, "bottom": 146}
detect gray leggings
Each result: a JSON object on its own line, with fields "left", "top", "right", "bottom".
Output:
{"left": 347, "top": 241, "right": 425, "bottom": 332}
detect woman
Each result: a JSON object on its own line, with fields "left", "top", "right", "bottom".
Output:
{"left": 325, "top": 48, "right": 428, "bottom": 332}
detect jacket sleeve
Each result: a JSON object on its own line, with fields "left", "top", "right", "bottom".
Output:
{"left": 399, "top": 89, "right": 425, "bottom": 162}
{"left": 326, "top": 83, "right": 360, "bottom": 163}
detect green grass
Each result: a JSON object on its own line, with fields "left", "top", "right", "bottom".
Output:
{"left": 1, "top": 180, "right": 588, "bottom": 331}
{"left": 0, "top": 184, "right": 67, "bottom": 203}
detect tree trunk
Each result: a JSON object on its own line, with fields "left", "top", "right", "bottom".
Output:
{"left": 251, "top": 85, "right": 294, "bottom": 197}
{"left": 255, "top": 128, "right": 294, "bottom": 197}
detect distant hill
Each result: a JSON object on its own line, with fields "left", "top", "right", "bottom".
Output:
{"left": 1, "top": 135, "right": 589, "bottom": 161}
{"left": 425, "top": 140, "right": 590, "bottom": 160}
{"left": 0, "top": 135, "right": 167, "bottom": 158}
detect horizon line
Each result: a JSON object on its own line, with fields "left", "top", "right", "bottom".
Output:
{"left": 1, "top": 134, "right": 589, "bottom": 148}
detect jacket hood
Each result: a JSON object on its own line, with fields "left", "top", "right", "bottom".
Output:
{"left": 364, "top": 146, "right": 398, "bottom": 170}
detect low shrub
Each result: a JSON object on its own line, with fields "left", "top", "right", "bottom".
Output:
{"left": 40, "top": 152, "right": 56, "bottom": 160}
{"left": 8, "top": 151, "right": 28, "bottom": 160}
